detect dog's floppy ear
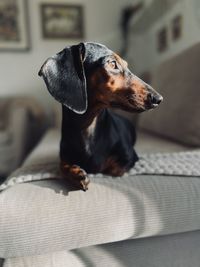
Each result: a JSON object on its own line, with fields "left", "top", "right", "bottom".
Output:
{"left": 38, "top": 43, "right": 87, "bottom": 114}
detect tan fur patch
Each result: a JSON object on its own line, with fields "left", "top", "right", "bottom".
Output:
{"left": 114, "top": 53, "right": 128, "bottom": 68}
{"left": 101, "top": 157, "right": 126, "bottom": 176}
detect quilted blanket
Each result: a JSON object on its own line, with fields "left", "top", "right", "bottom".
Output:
{"left": 0, "top": 150, "right": 199, "bottom": 192}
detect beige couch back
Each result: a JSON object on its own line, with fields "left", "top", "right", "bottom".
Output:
{"left": 139, "top": 43, "right": 200, "bottom": 147}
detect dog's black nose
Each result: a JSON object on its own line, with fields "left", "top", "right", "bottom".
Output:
{"left": 149, "top": 93, "right": 163, "bottom": 106}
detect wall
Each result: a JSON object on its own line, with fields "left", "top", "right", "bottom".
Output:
{"left": 128, "top": 0, "right": 200, "bottom": 75}
{"left": 0, "top": 0, "right": 133, "bottom": 109}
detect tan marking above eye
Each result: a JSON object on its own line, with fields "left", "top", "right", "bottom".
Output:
{"left": 113, "top": 53, "right": 128, "bottom": 68}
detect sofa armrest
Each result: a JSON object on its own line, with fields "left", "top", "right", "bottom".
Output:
{"left": 0, "top": 107, "right": 30, "bottom": 175}
{"left": 8, "top": 107, "right": 30, "bottom": 161}
{"left": 1, "top": 168, "right": 200, "bottom": 259}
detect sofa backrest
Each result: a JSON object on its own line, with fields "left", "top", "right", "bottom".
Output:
{"left": 139, "top": 42, "right": 200, "bottom": 147}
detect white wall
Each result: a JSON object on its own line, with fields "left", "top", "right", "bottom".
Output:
{"left": 0, "top": 0, "right": 133, "bottom": 109}
{"left": 128, "top": 0, "right": 200, "bottom": 74}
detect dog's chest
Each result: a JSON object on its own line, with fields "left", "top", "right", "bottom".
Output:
{"left": 83, "top": 117, "right": 97, "bottom": 154}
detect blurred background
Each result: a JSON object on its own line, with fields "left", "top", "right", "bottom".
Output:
{"left": 0, "top": 0, "right": 200, "bottom": 179}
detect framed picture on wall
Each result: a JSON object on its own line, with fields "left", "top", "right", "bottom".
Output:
{"left": 172, "top": 15, "right": 182, "bottom": 41}
{"left": 157, "top": 27, "right": 168, "bottom": 53}
{"left": 0, "top": 0, "right": 30, "bottom": 51}
{"left": 40, "top": 4, "right": 84, "bottom": 39}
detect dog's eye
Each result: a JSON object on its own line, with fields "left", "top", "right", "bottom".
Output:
{"left": 110, "top": 61, "right": 118, "bottom": 70}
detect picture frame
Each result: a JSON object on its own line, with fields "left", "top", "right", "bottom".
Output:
{"left": 41, "top": 4, "right": 84, "bottom": 39}
{"left": 172, "top": 15, "right": 182, "bottom": 41}
{"left": 0, "top": 0, "right": 30, "bottom": 51}
{"left": 157, "top": 27, "right": 168, "bottom": 53}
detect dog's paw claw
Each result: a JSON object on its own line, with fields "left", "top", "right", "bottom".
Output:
{"left": 76, "top": 171, "right": 90, "bottom": 191}
{"left": 80, "top": 176, "right": 90, "bottom": 191}
{"left": 61, "top": 163, "right": 90, "bottom": 191}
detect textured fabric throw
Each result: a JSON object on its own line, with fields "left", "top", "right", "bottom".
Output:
{"left": 0, "top": 150, "right": 199, "bottom": 192}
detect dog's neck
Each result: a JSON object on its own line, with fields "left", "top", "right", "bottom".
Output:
{"left": 81, "top": 103, "right": 106, "bottom": 129}
{"left": 81, "top": 86, "right": 109, "bottom": 128}
{"left": 62, "top": 83, "right": 110, "bottom": 133}
{"left": 62, "top": 100, "right": 107, "bottom": 131}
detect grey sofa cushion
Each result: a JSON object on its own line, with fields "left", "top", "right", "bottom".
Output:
{"left": 136, "top": 130, "right": 188, "bottom": 154}
{"left": 139, "top": 43, "right": 200, "bottom": 147}
{"left": 3, "top": 231, "right": 200, "bottom": 267}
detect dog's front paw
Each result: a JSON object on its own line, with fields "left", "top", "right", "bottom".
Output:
{"left": 61, "top": 163, "right": 90, "bottom": 191}
{"left": 71, "top": 165, "right": 90, "bottom": 191}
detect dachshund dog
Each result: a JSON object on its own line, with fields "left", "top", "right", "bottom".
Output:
{"left": 39, "top": 42, "right": 163, "bottom": 191}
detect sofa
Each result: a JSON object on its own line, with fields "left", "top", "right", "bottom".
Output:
{"left": 0, "top": 96, "right": 46, "bottom": 178}
{"left": 0, "top": 43, "right": 200, "bottom": 266}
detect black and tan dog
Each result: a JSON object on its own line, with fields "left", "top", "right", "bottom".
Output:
{"left": 39, "top": 42, "right": 162, "bottom": 191}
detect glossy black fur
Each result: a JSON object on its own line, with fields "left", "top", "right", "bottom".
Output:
{"left": 60, "top": 106, "right": 138, "bottom": 174}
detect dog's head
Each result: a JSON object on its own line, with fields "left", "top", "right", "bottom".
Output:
{"left": 39, "top": 42, "right": 163, "bottom": 114}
